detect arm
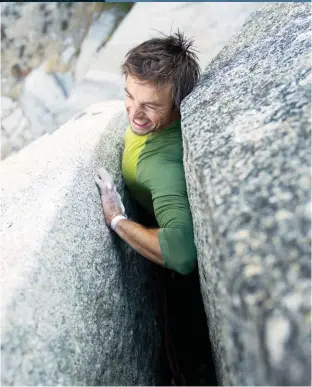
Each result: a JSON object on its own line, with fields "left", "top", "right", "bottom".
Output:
{"left": 95, "top": 167, "right": 197, "bottom": 275}
{"left": 95, "top": 168, "right": 164, "bottom": 266}
{"left": 151, "top": 186, "right": 197, "bottom": 275}
{"left": 114, "top": 219, "right": 163, "bottom": 266}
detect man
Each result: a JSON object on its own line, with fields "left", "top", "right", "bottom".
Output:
{"left": 95, "top": 32, "right": 216, "bottom": 385}
{"left": 95, "top": 31, "right": 200, "bottom": 275}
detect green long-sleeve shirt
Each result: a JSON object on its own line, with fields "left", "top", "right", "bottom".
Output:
{"left": 121, "top": 120, "right": 197, "bottom": 275}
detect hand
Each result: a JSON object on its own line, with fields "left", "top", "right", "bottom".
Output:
{"left": 95, "top": 168, "right": 126, "bottom": 227}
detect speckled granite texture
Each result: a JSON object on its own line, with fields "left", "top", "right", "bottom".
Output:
{"left": 181, "top": 3, "right": 311, "bottom": 386}
{"left": 1, "top": 101, "right": 163, "bottom": 385}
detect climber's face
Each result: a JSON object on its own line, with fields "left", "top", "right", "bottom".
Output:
{"left": 125, "top": 75, "right": 179, "bottom": 136}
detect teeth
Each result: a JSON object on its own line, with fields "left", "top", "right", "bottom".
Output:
{"left": 134, "top": 119, "right": 149, "bottom": 126}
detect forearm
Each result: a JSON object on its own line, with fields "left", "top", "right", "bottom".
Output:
{"left": 114, "top": 218, "right": 164, "bottom": 266}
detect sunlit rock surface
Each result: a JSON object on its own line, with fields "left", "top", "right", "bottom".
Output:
{"left": 1, "top": 101, "right": 164, "bottom": 386}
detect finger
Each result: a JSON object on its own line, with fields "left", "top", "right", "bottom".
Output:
{"left": 95, "top": 176, "right": 104, "bottom": 189}
{"left": 95, "top": 176, "right": 116, "bottom": 196}
{"left": 95, "top": 176, "right": 108, "bottom": 195}
{"left": 106, "top": 182, "right": 113, "bottom": 191}
{"left": 97, "top": 168, "right": 113, "bottom": 183}
{"left": 98, "top": 167, "right": 108, "bottom": 175}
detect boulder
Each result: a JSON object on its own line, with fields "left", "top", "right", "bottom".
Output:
{"left": 1, "top": 101, "right": 164, "bottom": 386}
{"left": 181, "top": 3, "right": 311, "bottom": 386}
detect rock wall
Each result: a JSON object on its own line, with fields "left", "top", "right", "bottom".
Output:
{"left": 1, "top": 101, "right": 164, "bottom": 386}
{"left": 182, "top": 3, "right": 311, "bottom": 386}
{"left": 1, "top": 2, "right": 130, "bottom": 160}
{"left": 1, "top": 2, "right": 94, "bottom": 98}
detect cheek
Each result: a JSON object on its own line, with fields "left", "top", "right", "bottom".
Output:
{"left": 125, "top": 103, "right": 133, "bottom": 117}
{"left": 148, "top": 110, "right": 163, "bottom": 122}
{"left": 152, "top": 110, "right": 169, "bottom": 124}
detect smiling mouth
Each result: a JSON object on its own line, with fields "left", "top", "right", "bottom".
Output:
{"left": 133, "top": 118, "right": 151, "bottom": 128}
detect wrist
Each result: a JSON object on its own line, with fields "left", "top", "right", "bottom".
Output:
{"left": 111, "top": 214, "right": 127, "bottom": 231}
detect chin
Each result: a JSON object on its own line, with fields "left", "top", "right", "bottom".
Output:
{"left": 130, "top": 127, "right": 152, "bottom": 136}
{"left": 130, "top": 121, "right": 155, "bottom": 136}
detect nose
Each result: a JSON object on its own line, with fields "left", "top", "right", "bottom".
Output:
{"left": 127, "top": 100, "right": 144, "bottom": 117}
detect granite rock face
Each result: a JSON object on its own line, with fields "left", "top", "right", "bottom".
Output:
{"left": 1, "top": 101, "right": 163, "bottom": 386}
{"left": 181, "top": 3, "right": 311, "bottom": 386}
{"left": 1, "top": 2, "right": 90, "bottom": 97}
{"left": 1, "top": 2, "right": 127, "bottom": 160}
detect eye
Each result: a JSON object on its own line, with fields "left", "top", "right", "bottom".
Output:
{"left": 126, "top": 92, "right": 133, "bottom": 99}
{"left": 146, "top": 104, "right": 156, "bottom": 110}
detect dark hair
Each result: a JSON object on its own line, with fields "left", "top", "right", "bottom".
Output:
{"left": 121, "top": 30, "right": 201, "bottom": 109}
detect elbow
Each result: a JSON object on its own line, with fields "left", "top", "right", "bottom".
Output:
{"left": 171, "top": 252, "right": 197, "bottom": 276}
{"left": 174, "top": 261, "right": 196, "bottom": 276}
{"left": 158, "top": 227, "right": 197, "bottom": 275}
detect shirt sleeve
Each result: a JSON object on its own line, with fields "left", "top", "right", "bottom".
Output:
{"left": 152, "top": 189, "right": 197, "bottom": 275}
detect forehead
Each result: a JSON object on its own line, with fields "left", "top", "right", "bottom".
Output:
{"left": 126, "top": 75, "right": 172, "bottom": 104}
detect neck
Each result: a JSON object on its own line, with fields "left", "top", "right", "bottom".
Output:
{"left": 171, "top": 109, "right": 181, "bottom": 123}
{"left": 158, "top": 110, "right": 181, "bottom": 132}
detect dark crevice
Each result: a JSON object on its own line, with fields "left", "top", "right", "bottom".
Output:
{"left": 157, "top": 268, "right": 218, "bottom": 386}
{"left": 126, "top": 191, "right": 218, "bottom": 386}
